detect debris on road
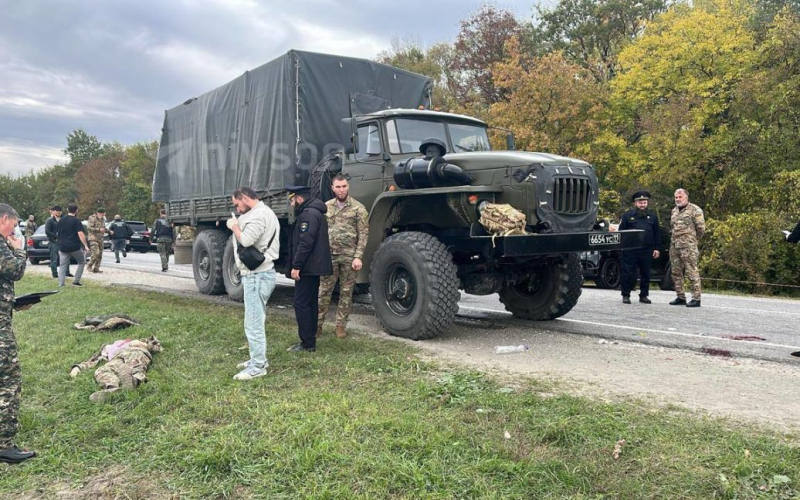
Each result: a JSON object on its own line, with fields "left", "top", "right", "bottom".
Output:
{"left": 723, "top": 335, "right": 766, "bottom": 341}
{"left": 702, "top": 347, "right": 733, "bottom": 358}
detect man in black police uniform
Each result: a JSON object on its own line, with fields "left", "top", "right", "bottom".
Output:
{"left": 619, "top": 191, "right": 661, "bottom": 304}
{"left": 284, "top": 185, "right": 332, "bottom": 352}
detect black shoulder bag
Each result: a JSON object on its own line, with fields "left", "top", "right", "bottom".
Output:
{"left": 237, "top": 228, "right": 277, "bottom": 271}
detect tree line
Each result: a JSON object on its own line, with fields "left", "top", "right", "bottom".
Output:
{"left": 2, "top": 0, "right": 798, "bottom": 293}
{"left": 0, "top": 130, "right": 161, "bottom": 227}
{"left": 379, "top": 0, "right": 800, "bottom": 294}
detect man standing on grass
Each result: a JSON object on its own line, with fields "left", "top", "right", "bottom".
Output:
{"left": 57, "top": 203, "right": 88, "bottom": 288}
{"left": 317, "top": 174, "right": 368, "bottom": 339}
{"left": 669, "top": 188, "right": 705, "bottom": 308}
{"left": 0, "top": 203, "right": 36, "bottom": 464}
{"left": 226, "top": 187, "right": 280, "bottom": 381}
{"left": 285, "top": 185, "right": 332, "bottom": 353}
{"left": 86, "top": 208, "right": 107, "bottom": 273}
{"left": 45, "top": 206, "right": 63, "bottom": 279}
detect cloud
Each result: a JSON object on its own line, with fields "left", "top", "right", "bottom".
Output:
{"left": 0, "top": 139, "right": 69, "bottom": 177}
{"left": 0, "top": 0, "right": 540, "bottom": 176}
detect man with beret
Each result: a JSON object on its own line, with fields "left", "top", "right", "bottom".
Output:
{"left": 284, "top": 185, "right": 332, "bottom": 352}
{"left": 86, "top": 207, "right": 107, "bottom": 273}
{"left": 669, "top": 188, "right": 705, "bottom": 307}
{"left": 619, "top": 191, "right": 661, "bottom": 304}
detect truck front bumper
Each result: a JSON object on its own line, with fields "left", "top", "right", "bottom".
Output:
{"left": 455, "top": 225, "right": 646, "bottom": 258}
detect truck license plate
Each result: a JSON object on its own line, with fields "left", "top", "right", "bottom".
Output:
{"left": 589, "top": 233, "right": 621, "bottom": 246}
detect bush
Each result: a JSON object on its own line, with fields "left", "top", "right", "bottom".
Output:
{"left": 702, "top": 211, "right": 800, "bottom": 295}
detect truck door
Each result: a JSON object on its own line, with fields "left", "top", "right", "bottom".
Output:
{"left": 342, "top": 121, "right": 386, "bottom": 212}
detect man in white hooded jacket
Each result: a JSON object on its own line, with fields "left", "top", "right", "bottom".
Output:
{"left": 227, "top": 186, "right": 280, "bottom": 380}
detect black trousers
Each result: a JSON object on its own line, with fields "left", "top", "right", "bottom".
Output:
{"left": 621, "top": 248, "right": 653, "bottom": 297}
{"left": 293, "top": 275, "right": 320, "bottom": 348}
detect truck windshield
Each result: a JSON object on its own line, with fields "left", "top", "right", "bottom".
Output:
{"left": 386, "top": 118, "right": 491, "bottom": 154}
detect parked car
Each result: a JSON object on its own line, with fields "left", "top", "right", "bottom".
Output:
{"left": 26, "top": 225, "right": 49, "bottom": 264}
{"left": 125, "top": 221, "right": 152, "bottom": 253}
{"left": 581, "top": 226, "right": 673, "bottom": 291}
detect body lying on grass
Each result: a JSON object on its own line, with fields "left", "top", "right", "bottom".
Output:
{"left": 69, "top": 336, "right": 161, "bottom": 402}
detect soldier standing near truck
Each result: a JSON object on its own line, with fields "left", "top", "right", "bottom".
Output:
{"left": 317, "top": 174, "right": 369, "bottom": 339}
{"left": 153, "top": 210, "right": 174, "bottom": 272}
{"left": 86, "top": 208, "right": 107, "bottom": 273}
{"left": 669, "top": 188, "right": 705, "bottom": 308}
{"left": 619, "top": 191, "right": 661, "bottom": 304}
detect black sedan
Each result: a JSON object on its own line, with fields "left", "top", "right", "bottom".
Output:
{"left": 26, "top": 225, "right": 50, "bottom": 265}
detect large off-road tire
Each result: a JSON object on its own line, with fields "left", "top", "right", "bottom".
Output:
{"left": 309, "top": 154, "right": 341, "bottom": 202}
{"left": 499, "top": 253, "right": 583, "bottom": 321}
{"left": 659, "top": 263, "right": 675, "bottom": 291}
{"left": 595, "top": 256, "right": 621, "bottom": 289}
{"left": 370, "top": 232, "right": 460, "bottom": 340}
{"left": 193, "top": 229, "right": 227, "bottom": 295}
{"left": 222, "top": 236, "right": 244, "bottom": 302}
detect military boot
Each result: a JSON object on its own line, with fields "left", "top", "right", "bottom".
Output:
{"left": 336, "top": 325, "right": 347, "bottom": 338}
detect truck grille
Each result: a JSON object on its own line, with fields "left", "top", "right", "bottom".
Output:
{"left": 553, "top": 177, "right": 590, "bottom": 214}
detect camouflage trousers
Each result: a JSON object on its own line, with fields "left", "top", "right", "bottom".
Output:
{"left": 318, "top": 254, "right": 358, "bottom": 328}
{"left": 94, "top": 349, "right": 152, "bottom": 391}
{"left": 670, "top": 244, "right": 702, "bottom": 300}
{"left": 157, "top": 237, "right": 173, "bottom": 271}
{"left": 0, "top": 327, "right": 21, "bottom": 448}
{"left": 87, "top": 240, "right": 103, "bottom": 271}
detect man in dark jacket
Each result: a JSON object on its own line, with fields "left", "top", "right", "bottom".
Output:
{"left": 285, "top": 185, "right": 332, "bottom": 352}
{"left": 619, "top": 191, "right": 662, "bottom": 304}
{"left": 786, "top": 221, "right": 800, "bottom": 244}
{"left": 108, "top": 215, "right": 132, "bottom": 263}
{"left": 44, "top": 206, "right": 62, "bottom": 278}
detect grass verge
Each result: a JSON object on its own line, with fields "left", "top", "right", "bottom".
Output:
{"left": 1, "top": 275, "right": 798, "bottom": 499}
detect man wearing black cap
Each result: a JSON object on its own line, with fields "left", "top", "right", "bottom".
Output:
{"left": 619, "top": 191, "right": 661, "bottom": 304}
{"left": 284, "top": 185, "right": 332, "bottom": 352}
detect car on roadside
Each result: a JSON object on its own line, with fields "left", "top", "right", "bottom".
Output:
{"left": 125, "top": 221, "right": 152, "bottom": 253}
{"left": 581, "top": 225, "right": 673, "bottom": 291}
{"left": 26, "top": 225, "right": 49, "bottom": 264}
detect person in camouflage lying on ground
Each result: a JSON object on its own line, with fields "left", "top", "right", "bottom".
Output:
{"left": 70, "top": 336, "right": 161, "bottom": 402}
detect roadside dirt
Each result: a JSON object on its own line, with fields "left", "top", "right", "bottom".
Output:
{"left": 29, "top": 265, "right": 800, "bottom": 435}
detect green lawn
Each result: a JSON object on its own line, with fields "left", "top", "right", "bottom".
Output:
{"left": 1, "top": 275, "right": 797, "bottom": 499}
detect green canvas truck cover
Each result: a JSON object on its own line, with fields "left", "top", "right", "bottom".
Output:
{"left": 152, "top": 50, "right": 431, "bottom": 202}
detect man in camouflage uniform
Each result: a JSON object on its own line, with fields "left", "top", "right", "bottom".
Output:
{"left": 86, "top": 207, "right": 107, "bottom": 273}
{"left": 0, "top": 203, "right": 36, "bottom": 464}
{"left": 70, "top": 336, "right": 161, "bottom": 402}
{"left": 23, "top": 215, "right": 36, "bottom": 239}
{"left": 317, "top": 174, "right": 369, "bottom": 339}
{"left": 669, "top": 188, "right": 706, "bottom": 308}
{"left": 152, "top": 209, "right": 174, "bottom": 272}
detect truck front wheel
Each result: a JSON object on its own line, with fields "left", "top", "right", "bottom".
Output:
{"left": 192, "top": 229, "right": 227, "bottom": 295}
{"left": 499, "top": 253, "right": 583, "bottom": 320}
{"left": 370, "top": 231, "right": 460, "bottom": 340}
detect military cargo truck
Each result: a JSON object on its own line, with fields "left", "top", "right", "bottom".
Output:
{"left": 153, "top": 50, "right": 643, "bottom": 340}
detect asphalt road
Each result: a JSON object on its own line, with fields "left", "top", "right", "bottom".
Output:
{"left": 101, "top": 249, "right": 800, "bottom": 363}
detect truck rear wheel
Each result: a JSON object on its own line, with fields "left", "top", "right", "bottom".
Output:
{"left": 193, "top": 229, "right": 227, "bottom": 295}
{"left": 222, "top": 236, "right": 244, "bottom": 302}
{"left": 370, "top": 231, "right": 460, "bottom": 340}
{"left": 499, "top": 253, "right": 583, "bottom": 320}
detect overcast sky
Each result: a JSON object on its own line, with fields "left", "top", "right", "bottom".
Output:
{"left": 0, "top": 0, "right": 545, "bottom": 177}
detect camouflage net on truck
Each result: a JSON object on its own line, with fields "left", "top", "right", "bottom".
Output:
{"left": 479, "top": 203, "right": 528, "bottom": 242}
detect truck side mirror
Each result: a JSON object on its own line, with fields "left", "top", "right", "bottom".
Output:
{"left": 341, "top": 118, "right": 357, "bottom": 155}
{"left": 506, "top": 132, "right": 516, "bottom": 151}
